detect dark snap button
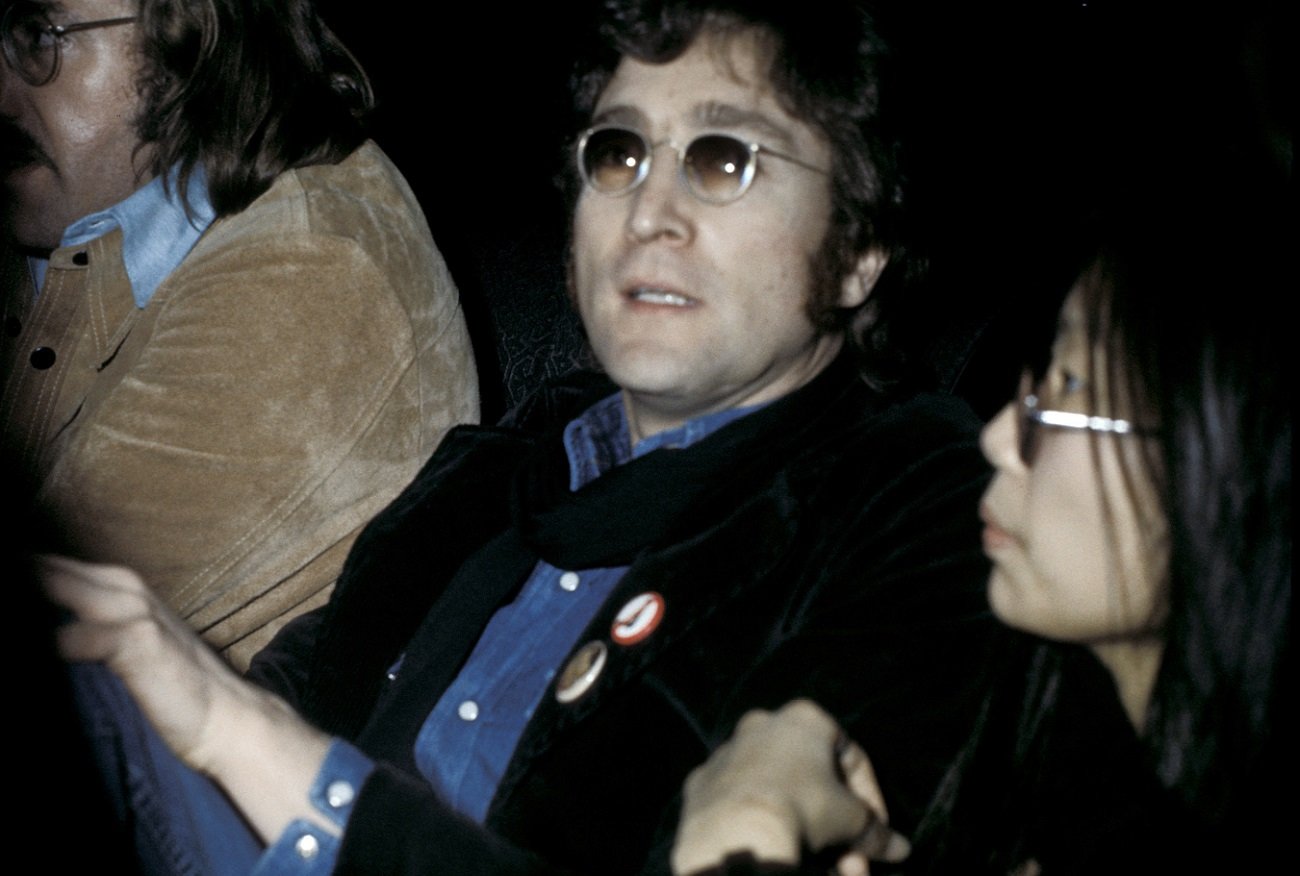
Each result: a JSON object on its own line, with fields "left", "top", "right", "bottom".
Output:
{"left": 30, "top": 347, "right": 56, "bottom": 369}
{"left": 71, "top": 251, "right": 89, "bottom": 266}
{"left": 4, "top": 317, "right": 20, "bottom": 337}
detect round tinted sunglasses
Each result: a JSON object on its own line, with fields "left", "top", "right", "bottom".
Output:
{"left": 1016, "top": 372, "right": 1150, "bottom": 466}
{"left": 576, "top": 125, "right": 828, "bottom": 205}
{"left": 2, "top": 1, "right": 137, "bottom": 87}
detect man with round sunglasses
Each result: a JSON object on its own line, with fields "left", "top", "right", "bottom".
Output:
{"left": 0, "top": 0, "right": 477, "bottom": 667}
{"left": 43, "top": 1, "right": 1004, "bottom": 873}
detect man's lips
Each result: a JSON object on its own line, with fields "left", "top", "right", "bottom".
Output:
{"left": 0, "top": 122, "right": 51, "bottom": 177}
{"left": 621, "top": 282, "right": 698, "bottom": 308}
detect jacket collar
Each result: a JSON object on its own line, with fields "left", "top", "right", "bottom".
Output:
{"left": 52, "top": 164, "right": 215, "bottom": 309}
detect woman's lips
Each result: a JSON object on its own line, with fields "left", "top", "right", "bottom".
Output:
{"left": 979, "top": 503, "right": 1016, "bottom": 551}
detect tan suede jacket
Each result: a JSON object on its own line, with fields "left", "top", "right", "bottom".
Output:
{"left": 1, "top": 143, "right": 478, "bottom": 668}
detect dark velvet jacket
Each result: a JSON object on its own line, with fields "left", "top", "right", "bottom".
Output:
{"left": 248, "top": 357, "right": 997, "bottom": 875}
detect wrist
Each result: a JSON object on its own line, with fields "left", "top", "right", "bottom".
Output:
{"left": 200, "top": 681, "right": 333, "bottom": 842}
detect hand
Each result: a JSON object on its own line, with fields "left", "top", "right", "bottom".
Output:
{"left": 40, "top": 555, "right": 332, "bottom": 842}
{"left": 672, "top": 699, "right": 910, "bottom": 876}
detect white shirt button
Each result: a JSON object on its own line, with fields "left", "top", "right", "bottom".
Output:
{"left": 458, "top": 700, "right": 480, "bottom": 721}
{"left": 325, "top": 779, "right": 355, "bottom": 809}
{"left": 559, "top": 571, "right": 580, "bottom": 592}
{"left": 295, "top": 834, "right": 320, "bottom": 859}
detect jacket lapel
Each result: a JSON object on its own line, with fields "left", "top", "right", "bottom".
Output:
{"left": 493, "top": 475, "right": 801, "bottom": 803}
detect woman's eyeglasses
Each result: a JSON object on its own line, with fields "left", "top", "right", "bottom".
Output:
{"left": 1016, "top": 373, "right": 1149, "bottom": 466}
{"left": 576, "top": 125, "right": 828, "bottom": 205}
{"left": 1, "top": 1, "right": 137, "bottom": 87}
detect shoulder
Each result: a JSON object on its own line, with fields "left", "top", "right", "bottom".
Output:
{"left": 785, "top": 379, "right": 987, "bottom": 503}
{"left": 848, "top": 390, "right": 983, "bottom": 454}
{"left": 396, "top": 370, "right": 614, "bottom": 499}
{"left": 173, "top": 142, "right": 451, "bottom": 314}
{"left": 274, "top": 142, "right": 434, "bottom": 250}
{"left": 202, "top": 142, "right": 427, "bottom": 247}
{"left": 151, "top": 143, "right": 460, "bottom": 346}
{"left": 360, "top": 370, "right": 617, "bottom": 559}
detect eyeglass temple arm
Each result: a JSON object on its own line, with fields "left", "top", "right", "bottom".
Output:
{"left": 52, "top": 16, "right": 139, "bottom": 36}
{"left": 757, "top": 145, "right": 829, "bottom": 176}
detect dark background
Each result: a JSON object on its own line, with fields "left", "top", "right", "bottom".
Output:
{"left": 318, "top": 0, "right": 1291, "bottom": 422}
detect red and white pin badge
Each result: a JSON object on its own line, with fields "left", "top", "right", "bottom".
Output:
{"left": 611, "top": 591, "right": 665, "bottom": 646}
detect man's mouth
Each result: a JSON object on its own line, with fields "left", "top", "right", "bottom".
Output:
{"left": 624, "top": 285, "right": 696, "bottom": 307}
{"left": 0, "top": 122, "right": 49, "bottom": 178}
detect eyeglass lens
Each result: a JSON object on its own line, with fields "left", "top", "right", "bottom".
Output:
{"left": 3, "top": 3, "right": 58, "bottom": 86}
{"left": 580, "top": 127, "right": 755, "bottom": 202}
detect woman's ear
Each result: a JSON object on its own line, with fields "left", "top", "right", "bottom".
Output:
{"left": 839, "top": 248, "right": 889, "bottom": 309}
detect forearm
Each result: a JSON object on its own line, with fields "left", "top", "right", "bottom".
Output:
{"left": 43, "top": 556, "right": 340, "bottom": 849}
{"left": 199, "top": 681, "right": 335, "bottom": 845}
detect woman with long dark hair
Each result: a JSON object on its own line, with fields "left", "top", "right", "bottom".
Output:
{"left": 671, "top": 193, "right": 1291, "bottom": 873}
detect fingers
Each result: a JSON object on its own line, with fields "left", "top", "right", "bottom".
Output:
{"left": 832, "top": 808, "right": 912, "bottom": 876}
{"left": 775, "top": 698, "right": 843, "bottom": 744}
{"left": 676, "top": 699, "right": 912, "bottom": 873}
{"left": 54, "top": 616, "right": 136, "bottom": 663}
{"left": 733, "top": 706, "right": 777, "bottom": 736}
{"left": 835, "top": 735, "right": 889, "bottom": 821}
{"left": 38, "top": 554, "right": 152, "bottom": 622}
{"left": 834, "top": 737, "right": 911, "bottom": 868}
{"left": 37, "top": 554, "right": 216, "bottom": 681}
{"left": 852, "top": 817, "right": 911, "bottom": 863}
{"left": 836, "top": 848, "right": 871, "bottom": 876}
{"left": 39, "top": 555, "right": 161, "bottom": 666}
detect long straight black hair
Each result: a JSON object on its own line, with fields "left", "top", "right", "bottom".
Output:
{"left": 911, "top": 187, "right": 1291, "bottom": 871}
{"left": 1087, "top": 198, "right": 1290, "bottom": 825}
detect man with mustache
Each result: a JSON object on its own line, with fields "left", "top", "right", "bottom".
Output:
{"left": 0, "top": 0, "right": 478, "bottom": 667}
{"left": 43, "top": 1, "right": 1002, "bottom": 872}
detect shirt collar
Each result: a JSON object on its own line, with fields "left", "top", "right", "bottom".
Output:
{"left": 56, "top": 164, "right": 216, "bottom": 308}
{"left": 562, "top": 392, "right": 765, "bottom": 492}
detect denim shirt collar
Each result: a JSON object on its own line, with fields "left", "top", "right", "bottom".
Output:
{"left": 562, "top": 392, "right": 765, "bottom": 492}
{"left": 39, "top": 164, "right": 216, "bottom": 308}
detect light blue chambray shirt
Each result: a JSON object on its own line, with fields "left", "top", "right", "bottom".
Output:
{"left": 26, "top": 165, "right": 214, "bottom": 306}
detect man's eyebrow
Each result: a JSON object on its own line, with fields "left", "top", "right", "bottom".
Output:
{"left": 31, "top": 1, "right": 68, "bottom": 17}
{"left": 589, "top": 105, "right": 648, "bottom": 130}
{"left": 694, "top": 102, "right": 796, "bottom": 149}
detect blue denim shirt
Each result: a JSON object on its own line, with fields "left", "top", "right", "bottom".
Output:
{"left": 27, "top": 165, "right": 214, "bottom": 306}
{"left": 251, "top": 741, "right": 373, "bottom": 876}
{"left": 257, "top": 392, "right": 760, "bottom": 871}
{"left": 418, "top": 392, "right": 760, "bottom": 821}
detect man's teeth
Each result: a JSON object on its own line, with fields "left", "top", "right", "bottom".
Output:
{"left": 629, "top": 287, "right": 691, "bottom": 306}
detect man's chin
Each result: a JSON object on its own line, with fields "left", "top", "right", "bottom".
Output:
{"left": 0, "top": 216, "right": 59, "bottom": 255}
{"left": 1, "top": 183, "right": 63, "bottom": 254}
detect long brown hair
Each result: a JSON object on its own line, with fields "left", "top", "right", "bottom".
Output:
{"left": 133, "top": 0, "right": 373, "bottom": 218}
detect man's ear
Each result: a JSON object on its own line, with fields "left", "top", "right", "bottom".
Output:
{"left": 838, "top": 248, "right": 889, "bottom": 309}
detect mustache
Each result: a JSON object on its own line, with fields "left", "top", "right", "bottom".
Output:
{"left": 0, "top": 119, "right": 50, "bottom": 175}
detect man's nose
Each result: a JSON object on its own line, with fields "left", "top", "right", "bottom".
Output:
{"left": 624, "top": 145, "right": 694, "bottom": 245}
